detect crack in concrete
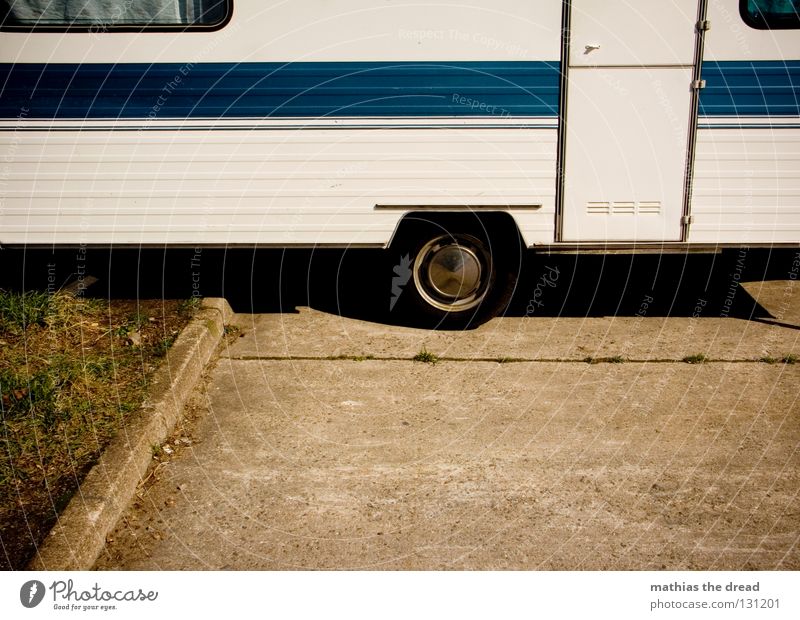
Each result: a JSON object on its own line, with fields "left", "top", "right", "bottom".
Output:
{"left": 223, "top": 355, "right": 797, "bottom": 365}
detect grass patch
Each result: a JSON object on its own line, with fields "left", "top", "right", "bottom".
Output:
{"left": 412, "top": 346, "right": 439, "bottom": 365}
{"left": 683, "top": 353, "right": 708, "bottom": 364}
{"left": 781, "top": 354, "right": 798, "bottom": 365}
{"left": 177, "top": 296, "right": 202, "bottom": 316}
{"left": 0, "top": 290, "right": 193, "bottom": 569}
{"left": 0, "top": 290, "right": 57, "bottom": 334}
{"left": 759, "top": 356, "right": 777, "bottom": 364}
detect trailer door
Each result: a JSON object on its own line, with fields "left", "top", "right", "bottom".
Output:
{"left": 561, "top": 1, "right": 699, "bottom": 242}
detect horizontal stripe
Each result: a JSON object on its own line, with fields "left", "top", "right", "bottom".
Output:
{"left": 0, "top": 61, "right": 560, "bottom": 119}
{"left": 698, "top": 124, "right": 800, "bottom": 129}
{"left": 698, "top": 116, "right": 800, "bottom": 129}
{"left": 699, "top": 115, "right": 800, "bottom": 124}
{"left": 0, "top": 117, "right": 558, "bottom": 128}
{"left": 0, "top": 118, "right": 559, "bottom": 131}
{"left": 699, "top": 61, "right": 800, "bottom": 117}
{"left": 0, "top": 124, "right": 559, "bottom": 131}
{"left": 3, "top": 60, "right": 795, "bottom": 120}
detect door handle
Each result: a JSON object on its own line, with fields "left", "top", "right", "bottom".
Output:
{"left": 584, "top": 44, "right": 601, "bottom": 54}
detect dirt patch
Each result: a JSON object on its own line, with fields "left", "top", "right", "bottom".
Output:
{"left": 0, "top": 291, "right": 197, "bottom": 569}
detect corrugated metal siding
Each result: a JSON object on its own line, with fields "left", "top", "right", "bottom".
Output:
{"left": 0, "top": 126, "right": 557, "bottom": 245}
{"left": 690, "top": 128, "right": 800, "bottom": 243}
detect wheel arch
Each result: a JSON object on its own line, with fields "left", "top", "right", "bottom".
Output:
{"left": 384, "top": 210, "right": 526, "bottom": 328}
{"left": 386, "top": 210, "right": 525, "bottom": 254}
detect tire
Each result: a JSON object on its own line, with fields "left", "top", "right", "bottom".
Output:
{"left": 390, "top": 219, "right": 519, "bottom": 329}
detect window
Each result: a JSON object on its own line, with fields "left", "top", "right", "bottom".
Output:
{"left": 741, "top": 0, "right": 800, "bottom": 29}
{"left": 0, "top": 0, "right": 231, "bottom": 31}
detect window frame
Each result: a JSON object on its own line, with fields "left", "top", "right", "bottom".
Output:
{"left": 0, "top": 0, "right": 233, "bottom": 32}
{"left": 740, "top": 0, "right": 800, "bottom": 30}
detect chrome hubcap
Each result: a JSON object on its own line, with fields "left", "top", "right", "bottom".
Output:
{"left": 426, "top": 245, "right": 482, "bottom": 299}
{"left": 413, "top": 234, "right": 491, "bottom": 312}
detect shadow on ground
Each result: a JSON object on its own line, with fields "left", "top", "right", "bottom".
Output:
{"left": 1, "top": 247, "right": 796, "bottom": 327}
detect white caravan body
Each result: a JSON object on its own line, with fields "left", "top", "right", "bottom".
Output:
{"left": 0, "top": 0, "right": 798, "bottom": 249}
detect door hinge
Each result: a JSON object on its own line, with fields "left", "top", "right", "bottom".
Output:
{"left": 691, "top": 79, "right": 706, "bottom": 90}
{"left": 681, "top": 215, "right": 694, "bottom": 226}
{"left": 696, "top": 19, "right": 711, "bottom": 31}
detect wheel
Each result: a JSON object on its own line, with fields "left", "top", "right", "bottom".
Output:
{"left": 413, "top": 233, "right": 493, "bottom": 314}
{"left": 390, "top": 221, "right": 519, "bottom": 328}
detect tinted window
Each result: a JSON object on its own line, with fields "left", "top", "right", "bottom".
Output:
{"left": 741, "top": 0, "right": 800, "bottom": 29}
{"left": 1, "top": 0, "right": 230, "bottom": 30}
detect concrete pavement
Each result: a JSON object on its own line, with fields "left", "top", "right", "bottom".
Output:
{"left": 95, "top": 280, "right": 800, "bottom": 570}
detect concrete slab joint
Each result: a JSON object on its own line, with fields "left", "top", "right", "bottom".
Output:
{"left": 27, "top": 298, "right": 233, "bottom": 571}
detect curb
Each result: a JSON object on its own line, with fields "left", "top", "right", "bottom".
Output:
{"left": 28, "top": 298, "right": 234, "bottom": 571}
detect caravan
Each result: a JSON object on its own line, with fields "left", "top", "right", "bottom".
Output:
{"left": 1, "top": 1, "right": 798, "bottom": 322}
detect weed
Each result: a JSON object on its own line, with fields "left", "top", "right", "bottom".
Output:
{"left": 781, "top": 354, "right": 798, "bottom": 365}
{"left": 683, "top": 353, "right": 708, "bottom": 364}
{"left": 177, "top": 297, "right": 202, "bottom": 316}
{"left": 81, "top": 357, "right": 115, "bottom": 377}
{"left": 118, "top": 401, "right": 139, "bottom": 414}
{"left": 150, "top": 335, "right": 177, "bottom": 358}
{"left": 0, "top": 290, "right": 55, "bottom": 334}
{"left": 413, "top": 346, "right": 439, "bottom": 364}
{"left": 583, "top": 356, "right": 625, "bottom": 364}
{"left": 0, "top": 367, "right": 58, "bottom": 424}
{"left": 759, "top": 356, "right": 777, "bottom": 364}
{"left": 112, "top": 324, "right": 132, "bottom": 338}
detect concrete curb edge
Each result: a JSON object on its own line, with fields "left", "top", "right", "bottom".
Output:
{"left": 27, "top": 298, "right": 233, "bottom": 571}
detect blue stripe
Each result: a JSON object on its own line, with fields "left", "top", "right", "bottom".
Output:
{"left": 0, "top": 61, "right": 560, "bottom": 119}
{"left": 700, "top": 60, "right": 800, "bottom": 117}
